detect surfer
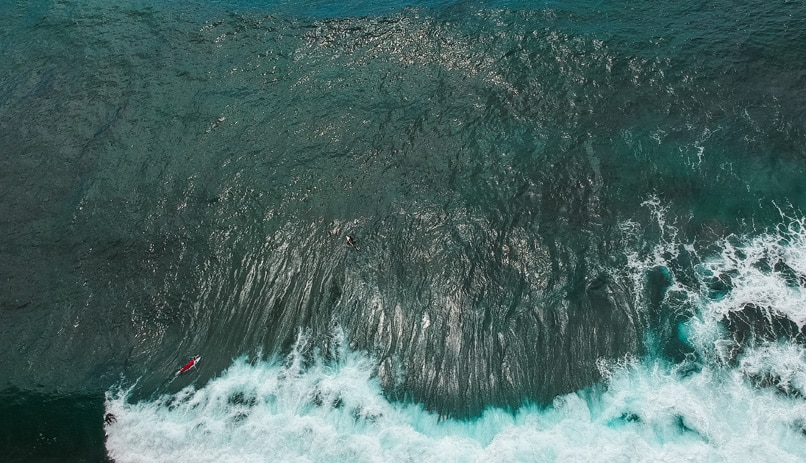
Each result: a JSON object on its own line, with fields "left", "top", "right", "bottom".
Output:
{"left": 346, "top": 235, "right": 360, "bottom": 251}
{"left": 176, "top": 355, "right": 201, "bottom": 376}
{"left": 104, "top": 413, "right": 116, "bottom": 425}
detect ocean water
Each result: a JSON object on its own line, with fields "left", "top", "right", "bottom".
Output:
{"left": 1, "top": 0, "right": 805, "bottom": 461}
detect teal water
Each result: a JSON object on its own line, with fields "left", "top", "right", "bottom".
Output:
{"left": 1, "top": 0, "right": 805, "bottom": 460}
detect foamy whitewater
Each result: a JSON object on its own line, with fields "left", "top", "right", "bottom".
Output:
{"left": 105, "top": 211, "right": 806, "bottom": 462}
{"left": 3, "top": 1, "right": 806, "bottom": 460}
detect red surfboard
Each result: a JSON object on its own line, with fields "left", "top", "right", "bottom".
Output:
{"left": 176, "top": 355, "right": 201, "bottom": 376}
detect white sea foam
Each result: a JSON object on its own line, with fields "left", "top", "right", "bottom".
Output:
{"left": 105, "top": 333, "right": 806, "bottom": 463}
{"left": 696, "top": 215, "right": 806, "bottom": 329}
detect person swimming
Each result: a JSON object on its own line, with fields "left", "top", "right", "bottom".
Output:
{"left": 346, "top": 235, "right": 360, "bottom": 251}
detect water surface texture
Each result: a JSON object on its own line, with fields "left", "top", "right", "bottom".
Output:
{"left": 1, "top": 0, "right": 805, "bottom": 461}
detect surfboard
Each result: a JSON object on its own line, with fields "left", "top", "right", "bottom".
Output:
{"left": 176, "top": 355, "right": 201, "bottom": 376}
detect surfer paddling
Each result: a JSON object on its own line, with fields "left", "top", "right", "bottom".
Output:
{"left": 346, "top": 235, "right": 360, "bottom": 251}
{"left": 176, "top": 355, "right": 201, "bottom": 376}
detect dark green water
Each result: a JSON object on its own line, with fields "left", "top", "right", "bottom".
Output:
{"left": 1, "top": 0, "right": 805, "bottom": 460}
{"left": 0, "top": 390, "right": 106, "bottom": 462}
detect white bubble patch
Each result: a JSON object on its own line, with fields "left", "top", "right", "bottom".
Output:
{"left": 698, "top": 215, "right": 806, "bottom": 328}
{"left": 105, "top": 334, "right": 806, "bottom": 463}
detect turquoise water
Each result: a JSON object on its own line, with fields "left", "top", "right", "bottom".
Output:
{"left": 1, "top": 0, "right": 805, "bottom": 461}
